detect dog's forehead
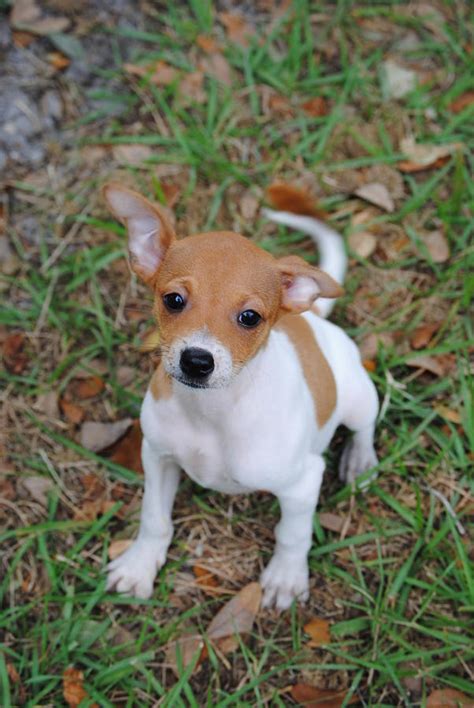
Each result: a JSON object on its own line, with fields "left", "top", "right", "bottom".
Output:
{"left": 157, "top": 231, "right": 280, "bottom": 295}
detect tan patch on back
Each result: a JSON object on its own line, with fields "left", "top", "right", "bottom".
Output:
{"left": 150, "top": 363, "right": 172, "bottom": 401}
{"left": 276, "top": 314, "right": 336, "bottom": 427}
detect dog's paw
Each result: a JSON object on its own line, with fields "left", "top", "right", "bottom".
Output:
{"left": 339, "top": 437, "right": 378, "bottom": 488}
{"left": 260, "top": 555, "right": 309, "bottom": 611}
{"left": 106, "top": 540, "right": 165, "bottom": 599}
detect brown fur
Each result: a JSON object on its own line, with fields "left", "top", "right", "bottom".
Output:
{"left": 150, "top": 363, "right": 173, "bottom": 401}
{"left": 276, "top": 314, "right": 337, "bottom": 427}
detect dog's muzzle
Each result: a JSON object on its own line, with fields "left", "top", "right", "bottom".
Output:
{"left": 179, "top": 347, "right": 215, "bottom": 385}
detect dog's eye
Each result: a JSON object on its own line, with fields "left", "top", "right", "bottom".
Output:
{"left": 163, "top": 293, "right": 186, "bottom": 312}
{"left": 238, "top": 310, "right": 262, "bottom": 328}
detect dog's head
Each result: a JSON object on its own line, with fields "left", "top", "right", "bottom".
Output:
{"left": 104, "top": 184, "right": 341, "bottom": 389}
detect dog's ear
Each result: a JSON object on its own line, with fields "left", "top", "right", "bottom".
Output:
{"left": 277, "top": 255, "right": 343, "bottom": 313}
{"left": 103, "top": 183, "right": 176, "bottom": 283}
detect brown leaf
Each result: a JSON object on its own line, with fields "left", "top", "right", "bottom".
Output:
{"left": 426, "top": 688, "right": 473, "bottom": 707}
{"left": 318, "top": 512, "right": 345, "bottom": 533}
{"left": 160, "top": 182, "right": 182, "bottom": 208}
{"left": 421, "top": 230, "right": 450, "bottom": 263}
{"left": 240, "top": 190, "right": 260, "bottom": 221}
{"left": 0, "top": 235, "right": 21, "bottom": 275}
{"left": 405, "top": 354, "right": 456, "bottom": 377}
{"left": 304, "top": 618, "right": 331, "bottom": 646}
{"left": 207, "top": 582, "right": 261, "bottom": 651}
{"left": 180, "top": 71, "right": 206, "bottom": 104}
{"left": 301, "top": 97, "right": 328, "bottom": 117}
{"left": 448, "top": 91, "right": 474, "bottom": 113}
{"left": 12, "top": 30, "right": 35, "bottom": 47}
{"left": 16, "top": 15, "right": 70, "bottom": 35}
{"left": 354, "top": 182, "right": 394, "bottom": 213}
{"left": 124, "top": 60, "right": 179, "bottom": 86}
{"left": 164, "top": 626, "right": 205, "bottom": 678}
{"left": 219, "top": 12, "right": 254, "bottom": 47}
{"left": 60, "top": 399, "right": 84, "bottom": 425}
{"left": 3, "top": 332, "right": 29, "bottom": 374}
{"left": 20, "top": 476, "right": 54, "bottom": 506}
{"left": 80, "top": 418, "right": 133, "bottom": 453}
{"left": 363, "top": 359, "right": 377, "bottom": 372}
{"left": 112, "top": 144, "right": 153, "bottom": 165}
{"left": 194, "top": 564, "right": 220, "bottom": 595}
{"left": 434, "top": 405, "right": 462, "bottom": 424}
{"left": 63, "top": 667, "right": 89, "bottom": 708}
{"left": 199, "top": 53, "right": 233, "bottom": 86}
{"left": 267, "top": 182, "right": 327, "bottom": 219}
{"left": 268, "top": 93, "right": 293, "bottom": 117}
{"left": 47, "top": 51, "right": 70, "bottom": 70}
{"left": 74, "top": 376, "right": 105, "bottom": 400}
{"left": 107, "top": 419, "right": 143, "bottom": 474}
{"left": 398, "top": 137, "right": 463, "bottom": 173}
{"left": 348, "top": 230, "right": 377, "bottom": 258}
{"left": 108, "top": 538, "right": 133, "bottom": 561}
{"left": 196, "top": 34, "right": 221, "bottom": 54}
{"left": 10, "top": 0, "right": 40, "bottom": 26}
{"left": 116, "top": 366, "right": 135, "bottom": 386}
{"left": 34, "top": 391, "right": 59, "bottom": 419}
{"left": 410, "top": 322, "right": 441, "bottom": 350}
{"left": 291, "top": 684, "right": 355, "bottom": 707}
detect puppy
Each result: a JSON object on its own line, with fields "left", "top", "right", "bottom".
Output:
{"left": 103, "top": 184, "right": 378, "bottom": 610}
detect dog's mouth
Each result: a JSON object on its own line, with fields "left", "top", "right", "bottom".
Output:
{"left": 173, "top": 374, "right": 211, "bottom": 390}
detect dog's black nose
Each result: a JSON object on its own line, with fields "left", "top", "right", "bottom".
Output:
{"left": 180, "top": 348, "right": 215, "bottom": 379}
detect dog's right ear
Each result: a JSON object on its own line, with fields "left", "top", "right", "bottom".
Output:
{"left": 103, "top": 183, "right": 176, "bottom": 283}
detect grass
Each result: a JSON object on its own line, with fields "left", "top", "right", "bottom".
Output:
{"left": 1, "top": 1, "right": 473, "bottom": 705}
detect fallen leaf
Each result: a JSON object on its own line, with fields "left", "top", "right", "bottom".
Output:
{"left": 448, "top": 91, "right": 474, "bottom": 113}
{"left": 267, "top": 93, "right": 293, "bottom": 117}
{"left": 301, "top": 97, "right": 328, "bottom": 117}
{"left": 112, "top": 144, "right": 153, "bottom": 166}
{"left": 124, "top": 59, "right": 179, "bottom": 86}
{"left": 381, "top": 59, "right": 417, "bottom": 99}
{"left": 116, "top": 366, "right": 135, "bottom": 386}
{"left": 199, "top": 53, "right": 233, "bottom": 86}
{"left": 348, "top": 230, "right": 377, "bottom": 258}
{"left": 74, "top": 376, "right": 105, "bottom": 400}
{"left": 405, "top": 354, "right": 456, "bottom": 377}
{"left": 47, "top": 51, "right": 70, "bottom": 70}
{"left": 108, "top": 538, "right": 133, "bottom": 560}
{"left": 363, "top": 359, "right": 377, "bottom": 372}
{"left": 63, "top": 667, "right": 90, "bottom": 708}
{"left": 196, "top": 34, "right": 221, "bottom": 54}
{"left": 318, "top": 512, "right": 345, "bottom": 533}
{"left": 34, "top": 391, "right": 59, "bottom": 419}
{"left": 267, "top": 182, "right": 326, "bottom": 219}
{"left": 421, "top": 230, "right": 450, "bottom": 263}
{"left": 398, "top": 137, "right": 463, "bottom": 173}
{"left": 0, "top": 476, "right": 16, "bottom": 500}
{"left": 219, "top": 12, "right": 254, "bottom": 47}
{"left": 165, "top": 625, "right": 204, "bottom": 677}
{"left": 15, "top": 14, "right": 70, "bottom": 35}
{"left": 80, "top": 418, "right": 133, "bottom": 453}
{"left": 410, "top": 322, "right": 441, "bottom": 350}
{"left": 304, "top": 618, "right": 331, "bottom": 646}
{"left": 426, "top": 688, "right": 473, "bottom": 707}
{"left": 179, "top": 71, "right": 206, "bottom": 104}
{"left": 160, "top": 182, "right": 182, "bottom": 208}
{"left": 107, "top": 419, "right": 143, "bottom": 474}
{"left": 20, "top": 476, "right": 54, "bottom": 506}
{"left": 207, "top": 582, "right": 261, "bottom": 653}
{"left": 240, "top": 190, "right": 259, "bottom": 221}
{"left": 434, "top": 405, "right": 462, "bottom": 424}
{"left": 291, "top": 684, "right": 355, "bottom": 707}
{"left": 12, "top": 29, "right": 35, "bottom": 47}
{"left": 60, "top": 399, "right": 85, "bottom": 425}
{"left": 358, "top": 332, "right": 395, "bottom": 360}
{"left": 3, "top": 332, "right": 29, "bottom": 374}
{"left": 6, "top": 662, "right": 20, "bottom": 683}
{"left": 354, "top": 182, "right": 394, "bottom": 213}
{"left": 0, "top": 235, "right": 21, "bottom": 275}
{"left": 10, "top": 0, "right": 40, "bottom": 26}
{"left": 194, "top": 564, "right": 220, "bottom": 595}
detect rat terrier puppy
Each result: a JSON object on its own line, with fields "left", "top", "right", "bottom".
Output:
{"left": 103, "top": 184, "right": 378, "bottom": 610}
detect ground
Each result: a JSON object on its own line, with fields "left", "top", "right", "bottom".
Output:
{"left": 1, "top": 1, "right": 473, "bottom": 706}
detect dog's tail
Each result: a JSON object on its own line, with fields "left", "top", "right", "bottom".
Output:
{"left": 262, "top": 208, "right": 347, "bottom": 318}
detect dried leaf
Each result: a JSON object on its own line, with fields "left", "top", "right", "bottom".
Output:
{"left": 21, "top": 476, "right": 54, "bottom": 506}
{"left": 194, "top": 564, "right": 220, "bottom": 595}
{"left": 318, "top": 512, "right": 345, "bottom": 533}
{"left": 112, "top": 144, "right": 153, "bottom": 166}
{"left": 267, "top": 93, "right": 293, "bottom": 117}
{"left": 80, "top": 418, "right": 133, "bottom": 453}
{"left": 449, "top": 91, "right": 474, "bottom": 114}
{"left": 10, "top": 0, "right": 40, "bottom": 26}
{"left": 381, "top": 59, "right": 417, "bottom": 99}
{"left": 74, "top": 376, "right": 105, "bottom": 400}
{"left": 196, "top": 34, "right": 221, "bottom": 54}
{"left": 108, "top": 538, "right": 133, "bottom": 561}
{"left": 304, "top": 618, "right": 331, "bottom": 646}
{"left": 165, "top": 626, "right": 204, "bottom": 678}
{"left": 34, "top": 391, "right": 59, "bottom": 419}
{"left": 405, "top": 354, "right": 455, "bottom": 377}
{"left": 0, "top": 236, "right": 20, "bottom": 275}
{"left": 14, "top": 12, "right": 70, "bottom": 35}
{"left": 219, "top": 12, "right": 254, "bottom": 47}
{"left": 179, "top": 71, "right": 206, "bottom": 104}
{"left": 107, "top": 419, "right": 143, "bottom": 474}
{"left": 47, "top": 51, "right": 70, "bottom": 70}
{"left": 301, "top": 97, "right": 328, "bottom": 117}
{"left": 60, "top": 399, "right": 84, "bottom": 424}
{"left": 63, "top": 667, "right": 89, "bottom": 708}
{"left": 410, "top": 322, "right": 440, "bottom": 350}
{"left": 240, "top": 190, "right": 259, "bottom": 221}
{"left": 426, "top": 688, "right": 472, "bottom": 707}
{"left": 116, "top": 366, "right": 135, "bottom": 386}
{"left": 3, "top": 332, "right": 29, "bottom": 374}
{"left": 421, "top": 230, "right": 450, "bottom": 263}
{"left": 124, "top": 60, "right": 179, "bottom": 86}
{"left": 348, "top": 230, "right": 377, "bottom": 258}
{"left": 207, "top": 582, "right": 261, "bottom": 651}
{"left": 358, "top": 332, "right": 395, "bottom": 360}
{"left": 199, "top": 53, "right": 233, "bottom": 86}
{"left": 398, "top": 137, "right": 463, "bottom": 173}
{"left": 291, "top": 684, "right": 355, "bottom": 707}
{"left": 12, "top": 29, "right": 35, "bottom": 46}
{"left": 354, "top": 182, "right": 394, "bottom": 213}
{"left": 160, "top": 182, "right": 182, "bottom": 208}
{"left": 434, "top": 405, "right": 462, "bottom": 424}
{"left": 267, "top": 182, "right": 326, "bottom": 219}
{"left": 363, "top": 359, "right": 377, "bottom": 372}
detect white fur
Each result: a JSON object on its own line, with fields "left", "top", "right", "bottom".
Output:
{"left": 107, "top": 311, "right": 379, "bottom": 610}
{"left": 163, "top": 328, "right": 235, "bottom": 389}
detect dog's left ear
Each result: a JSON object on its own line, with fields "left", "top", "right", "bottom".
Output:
{"left": 103, "top": 183, "right": 176, "bottom": 283}
{"left": 277, "top": 255, "right": 344, "bottom": 313}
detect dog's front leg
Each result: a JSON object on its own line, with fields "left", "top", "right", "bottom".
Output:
{"left": 261, "top": 454, "right": 324, "bottom": 611}
{"left": 106, "top": 439, "right": 180, "bottom": 599}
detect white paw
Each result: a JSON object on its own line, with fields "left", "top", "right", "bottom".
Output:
{"left": 260, "top": 555, "right": 309, "bottom": 611}
{"left": 339, "top": 438, "right": 378, "bottom": 488}
{"left": 106, "top": 540, "right": 166, "bottom": 599}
